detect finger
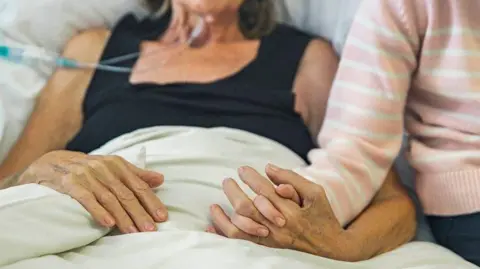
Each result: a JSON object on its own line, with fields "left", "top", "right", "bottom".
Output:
{"left": 276, "top": 184, "right": 301, "bottom": 205}
{"left": 79, "top": 172, "right": 138, "bottom": 234}
{"left": 237, "top": 166, "right": 284, "bottom": 206}
{"left": 108, "top": 157, "right": 168, "bottom": 222}
{"left": 253, "top": 195, "right": 286, "bottom": 227}
{"left": 58, "top": 182, "right": 115, "bottom": 228}
{"left": 210, "top": 204, "right": 251, "bottom": 241}
{"left": 93, "top": 161, "right": 158, "bottom": 232}
{"left": 103, "top": 156, "right": 168, "bottom": 221}
{"left": 266, "top": 164, "right": 312, "bottom": 197}
{"left": 121, "top": 158, "right": 165, "bottom": 188}
{"left": 231, "top": 213, "right": 269, "bottom": 237}
{"left": 205, "top": 225, "right": 218, "bottom": 234}
{"left": 222, "top": 178, "right": 265, "bottom": 224}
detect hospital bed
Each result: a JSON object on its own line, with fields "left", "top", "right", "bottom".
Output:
{"left": 0, "top": 0, "right": 476, "bottom": 268}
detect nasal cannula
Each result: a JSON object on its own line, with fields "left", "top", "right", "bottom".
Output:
{"left": 0, "top": 18, "right": 206, "bottom": 73}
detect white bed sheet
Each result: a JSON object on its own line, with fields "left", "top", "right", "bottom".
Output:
{"left": 0, "top": 127, "right": 475, "bottom": 269}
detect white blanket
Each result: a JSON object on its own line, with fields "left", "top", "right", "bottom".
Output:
{"left": 0, "top": 127, "right": 474, "bottom": 269}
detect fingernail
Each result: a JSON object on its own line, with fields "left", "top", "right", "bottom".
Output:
{"left": 237, "top": 166, "right": 246, "bottom": 175}
{"left": 156, "top": 210, "right": 167, "bottom": 221}
{"left": 145, "top": 222, "right": 156, "bottom": 231}
{"left": 275, "top": 217, "right": 286, "bottom": 227}
{"left": 128, "top": 226, "right": 138, "bottom": 233}
{"left": 268, "top": 164, "right": 280, "bottom": 172}
{"left": 258, "top": 228, "right": 269, "bottom": 237}
{"left": 104, "top": 216, "right": 115, "bottom": 227}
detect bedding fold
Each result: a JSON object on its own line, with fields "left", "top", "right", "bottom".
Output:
{"left": 0, "top": 127, "right": 474, "bottom": 269}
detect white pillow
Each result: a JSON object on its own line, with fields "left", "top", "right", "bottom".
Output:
{"left": 277, "top": 0, "right": 362, "bottom": 54}
{"left": 0, "top": 0, "right": 148, "bottom": 162}
{"left": 0, "top": 0, "right": 147, "bottom": 52}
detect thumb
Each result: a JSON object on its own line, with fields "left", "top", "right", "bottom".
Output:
{"left": 266, "top": 164, "right": 312, "bottom": 198}
{"left": 276, "top": 184, "right": 301, "bottom": 205}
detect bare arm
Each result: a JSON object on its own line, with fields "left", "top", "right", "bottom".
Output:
{"left": 293, "top": 38, "right": 337, "bottom": 137}
{"left": 343, "top": 171, "right": 416, "bottom": 261}
{"left": 295, "top": 40, "right": 416, "bottom": 261}
{"left": 0, "top": 170, "right": 24, "bottom": 190}
{"left": 295, "top": 0, "right": 425, "bottom": 228}
{"left": 0, "top": 29, "right": 109, "bottom": 180}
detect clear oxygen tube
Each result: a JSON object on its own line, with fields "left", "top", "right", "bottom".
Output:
{"left": 0, "top": 17, "right": 206, "bottom": 73}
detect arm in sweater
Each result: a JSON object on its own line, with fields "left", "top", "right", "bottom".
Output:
{"left": 296, "top": 0, "right": 427, "bottom": 226}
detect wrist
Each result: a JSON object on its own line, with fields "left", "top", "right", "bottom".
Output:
{"left": 0, "top": 169, "right": 29, "bottom": 190}
{"left": 311, "top": 227, "right": 362, "bottom": 262}
{"left": 338, "top": 230, "right": 367, "bottom": 262}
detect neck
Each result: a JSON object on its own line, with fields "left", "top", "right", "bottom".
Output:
{"left": 207, "top": 15, "right": 245, "bottom": 43}
{"left": 190, "top": 12, "right": 245, "bottom": 46}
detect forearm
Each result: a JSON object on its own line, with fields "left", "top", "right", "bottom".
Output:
{"left": 0, "top": 95, "right": 77, "bottom": 180}
{"left": 296, "top": 0, "right": 424, "bottom": 227}
{"left": 0, "top": 169, "right": 25, "bottom": 190}
{"left": 340, "top": 171, "right": 416, "bottom": 261}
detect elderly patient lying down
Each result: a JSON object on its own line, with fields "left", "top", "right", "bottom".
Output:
{"left": 0, "top": 0, "right": 416, "bottom": 264}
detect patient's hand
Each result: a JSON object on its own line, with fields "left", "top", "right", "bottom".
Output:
{"left": 208, "top": 165, "right": 352, "bottom": 260}
{"left": 18, "top": 150, "right": 168, "bottom": 234}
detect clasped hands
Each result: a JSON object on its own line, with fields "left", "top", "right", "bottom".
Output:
{"left": 208, "top": 164, "right": 351, "bottom": 260}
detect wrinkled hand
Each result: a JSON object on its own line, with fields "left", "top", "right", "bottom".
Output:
{"left": 206, "top": 180, "right": 300, "bottom": 237}
{"left": 19, "top": 150, "right": 168, "bottom": 234}
{"left": 208, "top": 164, "right": 352, "bottom": 260}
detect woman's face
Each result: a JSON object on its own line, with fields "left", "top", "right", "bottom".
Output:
{"left": 173, "top": 0, "right": 244, "bottom": 17}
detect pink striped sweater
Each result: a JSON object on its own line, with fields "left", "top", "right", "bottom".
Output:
{"left": 296, "top": 0, "right": 480, "bottom": 226}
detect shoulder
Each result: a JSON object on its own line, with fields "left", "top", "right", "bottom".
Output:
{"left": 270, "top": 23, "right": 313, "bottom": 40}
{"left": 62, "top": 28, "right": 111, "bottom": 63}
{"left": 303, "top": 39, "right": 338, "bottom": 65}
{"left": 41, "top": 28, "right": 111, "bottom": 100}
{"left": 299, "top": 38, "right": 338, "bottom": 76}
{"left": 270, "top": 24, "right": 338, "bottom": 64}
{"left": 294, "top": 38, "right": 339, "bottom": 136}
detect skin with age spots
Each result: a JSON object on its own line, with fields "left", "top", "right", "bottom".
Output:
{"left": 208, "top": 165, "right": 416, "bottom": 261}
{"left": 18, "top": 151, "right": 167, "bottom": 234}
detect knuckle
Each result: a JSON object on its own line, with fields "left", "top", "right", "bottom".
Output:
{"left": 116, "top": 189, "right": 137, "bottom": 202}
{"left": 283, "top": 207, "right": 300, "bottom": 220}
{"left": 88, "top": 159, "right": 107, "bottom": 171}
{"left": 105, "top": 155, "right": 125, "bottom": 165}
{"left": 98, "top": 192, "right": 117, "bottom": 205}
{"left": 62, "top": 175, "right": 86, "bottom": 192}
{"left": 234, "top": 200, "right": 255, "bottom": 216}
{"left": 228, "top": 229, "right": 243, "bottom": 239}
{"left": 311, "top": 186, "right": 328, "bottom": 203}
{"left": 72, "top": 189, "right": 95, "bottom": 203}
{"left": 313, "top": 184, "right": 326, "bottom": 195}
{"left": 132, "top": 180, "right": 150, "bottom": 194}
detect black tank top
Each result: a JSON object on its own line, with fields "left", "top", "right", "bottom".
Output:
{"left": 67, "top": 13, "right": 316, "bottom": 161}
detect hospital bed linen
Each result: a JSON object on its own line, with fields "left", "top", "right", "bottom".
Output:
{"left": 0, "top": 127, "right": 474, "bottom": 269}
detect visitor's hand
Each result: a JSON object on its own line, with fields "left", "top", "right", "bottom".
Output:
{"left": 206, "top": 178, "right": 301, "bottom": 238}
{"left": 208, "top": 165, "right": 352, "bottom": 260}
{"left": 19, "top": 150, "right": 168, "bottom": 234}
